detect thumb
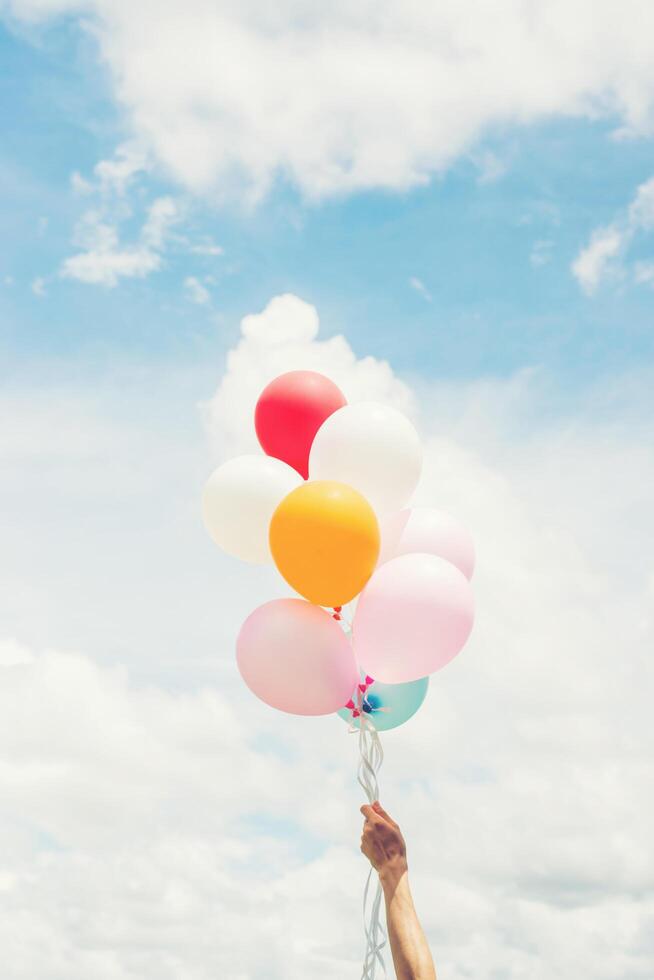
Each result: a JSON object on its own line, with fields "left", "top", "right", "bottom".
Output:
{"left": 372, "top": 801, "right": 397, "bottom": 826}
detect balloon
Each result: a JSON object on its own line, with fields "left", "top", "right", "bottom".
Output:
{"left": 237, "top": 598, "right": 358, "bottom": 715}
{"left": 352, "top": 553, "right": 474, "bottom": 683}
{"left": 202, "top": 455, "right": 302, "bottom": 564}
{"left": 269, "top": 481, "right": 380, "bottom": 607}
{"left": 309, "top": 402, "right": 422, "bottom": 515}
{"left": 255, "top": 370, "right": 347, "bottom": 479}
{"left": 338, "top": 672, "right": 429, "bottom": 732}
{"left": 379, "top": 507, "right": 476, "bottom": 580}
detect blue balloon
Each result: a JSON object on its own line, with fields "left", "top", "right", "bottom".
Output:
{"left": 337, "top": 672, "right": 428, "bottom": 732}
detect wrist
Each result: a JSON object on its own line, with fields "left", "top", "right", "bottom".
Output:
{"left": 379, "top": 857, "right": 408, "bottom": 892}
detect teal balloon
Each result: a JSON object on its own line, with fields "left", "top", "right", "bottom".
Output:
{"left": 337, "top": 673, "right": 428, "bottom": 732}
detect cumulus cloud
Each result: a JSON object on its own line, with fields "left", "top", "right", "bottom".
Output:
{"left": 2, "top": 296, "right": 654, "bottom": 977}
{"left": 204, "top": 293, "right": 415, "bottom": 459}
{"left": 0, "top": 640, "right": 367, "bottom": 978}
{"left": 60, "top": 196, "right": 180, "bottom": 287}
{"left": 572, "top": 175, "right": 654, "bottom": 293}
{"left": 5, "top": 1, "right": 654, "bottom": 199}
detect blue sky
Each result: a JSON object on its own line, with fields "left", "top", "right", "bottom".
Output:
{"left": 1, "top": 6, "right": 653, "bottom": 979}
{"left": 2, "top": 16, "right": 653, "bottom": 394}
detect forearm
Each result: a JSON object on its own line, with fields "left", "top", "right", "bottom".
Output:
{"left": 381, "top": 866, "right": 436, "bottom": 980}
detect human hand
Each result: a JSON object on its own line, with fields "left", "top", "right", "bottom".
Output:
{"left": 360, "top": 801, "right": 408, "bottom": 883}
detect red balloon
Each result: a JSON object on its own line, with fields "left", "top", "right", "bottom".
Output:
{"left": 255, "top": 371, "right": 347, "bottom": 478}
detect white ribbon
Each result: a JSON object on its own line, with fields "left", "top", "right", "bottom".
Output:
{"left": 355, "top": 710, "right": 387, "bottom": 979}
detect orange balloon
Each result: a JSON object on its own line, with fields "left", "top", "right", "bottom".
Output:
{"left": 269, "top": 481, "right": 380, "bottom": 607}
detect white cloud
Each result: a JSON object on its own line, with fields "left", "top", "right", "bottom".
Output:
{"left": 1, "top": 296, "right": 654, "bottom": 977}
{"left": 31, "top": 276, "right": 46, "bottom": 296}
{"left": 572, "top": 174, "right": 654, "bottom": 293}
{"left": 6, "top": 2, "right": 654, "bottom": 199}
{"left": 183, "top": 275, "right": 210, "bottom": 304}
{"left": 634, "top": 260, "right": 654, "bottom": 285}
{"left": 205, "top": 293, "right": 415, "bottom": 459}
{"left": 93, "top": 141, "right": 148, "bottom": 195}
{"left": 70, "top": 170, "right": 94, "bottom": 195}
{"left": 187, "top": 239, "right": 223, "bottom": 257}
{"left": 62, "top": 144, "right": 178, "bottom": 287}
{"left": 627, "top": 175, "right": 654, "bottom": 230}
{"left": 141, "top": 195, "right": 179, "bottom": 250}
{"left": 571, "top": 225, "right": 624, "bottom": 294}
{"left": 71, "top": 143, "right": 147, "bottom": 197}
{"left": 409, "top": 275, "right": 432, "bottom": 302}
{"left": 529, "top": 238, "right": 554, "bottom": 268}
{"left": 60, "top": 196, "right": 180, "bottom": 287}
{"left": 0, "top": 638, "right": 34, "bottom": 666}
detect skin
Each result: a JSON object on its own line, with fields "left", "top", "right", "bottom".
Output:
{"left": 360, "top": 801, "right": 437, "bottom": 980}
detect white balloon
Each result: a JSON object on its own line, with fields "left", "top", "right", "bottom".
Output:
{"left": 202, "top": 455, "right": 302, "bottom": 564}
{"left": 379, "top": 507, "right": 476, "bottom": 580}
{"left": 309, "top": 402, "right": 422, "bottom": 515}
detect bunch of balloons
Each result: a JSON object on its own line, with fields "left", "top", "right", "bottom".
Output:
{"left": 203, "top": 370, "right": 475, "bottom": 733}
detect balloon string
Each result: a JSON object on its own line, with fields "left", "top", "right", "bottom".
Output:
{"left": 355, "top": 710, "right": 387, "bottom": 979}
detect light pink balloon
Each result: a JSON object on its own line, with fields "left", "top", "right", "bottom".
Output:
{"left": 237, "top": 598, "right": 358, "bottom": 716}
{"left": 379, "top": 507, "right": 476, "bottom": 580}
{"left": 353, "top": 553, "right": 474, "bottom": 684}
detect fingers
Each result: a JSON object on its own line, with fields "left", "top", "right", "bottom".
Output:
{"left": 361, "top": 801, "right": 398, "bottom": 827}
{"left": 372, "top": 800, "right": 398, "bottom": 827}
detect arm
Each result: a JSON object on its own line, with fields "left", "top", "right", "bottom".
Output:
{"left": 360, "top": 801, "right": 436, "bottom": 980}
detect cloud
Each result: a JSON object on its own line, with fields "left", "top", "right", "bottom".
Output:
{"left": 187, "top": 240, "right": 223, "bottom": 257}
{"left": 183, "top": 275, "right": 210, "bottom": 304}
{"left": 571, "top": 225, "right": 624, "bottom": 294}
{"left": 61, "top": 147, "right": 223, "bottom": 289}
{"left": 634, "top": 260, "right": 654, "bottom": 285}
{"left": 627, "top": 175, "right": 654, "bottom": 230}
{"left": 30, "top": 276, "right": 47, "bottom": 296}
{"left": 204, "top": 293, "right": 415, "bottom": 459}
{"left": 61, "top": 144, "right": 180, "bottom": 287}
{"left": 92, "top": 142, "right": 148, "bottom": 195}
{"left": 71, "top": 142, "right": 148, "bottom": 198}
{"left": 572, "top": 174, "right": 654, "bottom": 293}
{"left": 2, "top": 296, "right": 654, "bottom": 977}
{"left": 409, "top": 276, "right": 432, "bottom": 302}
{"left": 529, "top": 238, "right": 554, "bottom": 268}
{"left": 5, "top": 2, "right": 654, "bottom": 199}
{"left": 60, "top": 196, "right": 180, "bottom": 287}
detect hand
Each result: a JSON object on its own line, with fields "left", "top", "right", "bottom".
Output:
{"left": 360, "top": 801, "right": 408, "bottom": 883}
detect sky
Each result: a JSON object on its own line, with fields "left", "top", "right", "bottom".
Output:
{"left": 1, "top": 3, "right": 653, "bottom": 979}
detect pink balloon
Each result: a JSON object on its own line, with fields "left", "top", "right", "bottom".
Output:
{"left": 379, "top": 507, "right": 475, "bottom": 580}
{"left": 352, "top": 553, "right": 474, "bottom": 684}
{"left": 237, "top": 598, "right": 358, "bottom": 716}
